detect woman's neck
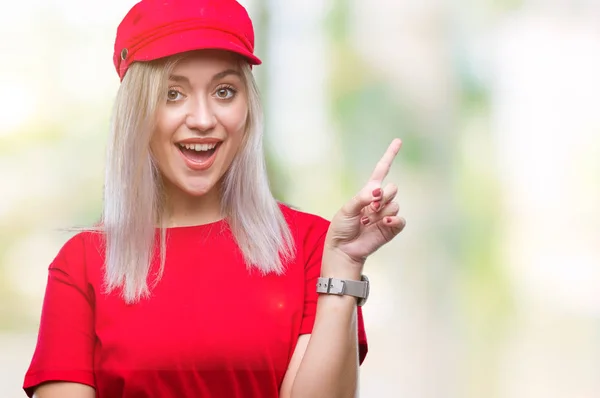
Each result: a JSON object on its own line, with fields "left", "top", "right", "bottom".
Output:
{"left": 161, "top": 183, "right": 224, "bottom": 228}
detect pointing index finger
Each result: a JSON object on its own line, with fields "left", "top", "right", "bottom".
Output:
{"left": 369, "top": 138, "right": 402, "bottom": 182}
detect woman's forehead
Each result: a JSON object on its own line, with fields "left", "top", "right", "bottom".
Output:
{"left": 170, "top": 50, "right": 242, "bottom": 78}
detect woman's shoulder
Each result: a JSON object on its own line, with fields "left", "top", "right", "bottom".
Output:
{"left": 278, "top": 202, "right": 330, "bottom": 237}
{"left": 60, "top": 229, "right": 104, "bottom": 252}
{"left": 50, "top": 230, "right": 105, "bottom": 274}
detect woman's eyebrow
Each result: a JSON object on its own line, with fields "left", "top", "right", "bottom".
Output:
{"left": 211, "top": 69, "right": 242, "bottom": 83}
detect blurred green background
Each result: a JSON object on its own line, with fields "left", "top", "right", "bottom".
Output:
{"left": 1, "top": 0, "right": 600, "bottom": 397}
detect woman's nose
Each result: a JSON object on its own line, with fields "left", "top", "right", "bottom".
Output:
{"left": 185, "top": 97, "right": 217, "bottom": 132}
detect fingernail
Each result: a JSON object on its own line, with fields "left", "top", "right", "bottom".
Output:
{"left": 372, "top": 188, "right": 382, "bottom": 197}
{"left": 361, "top": 217, "right": 370, "bottom": 225}
{"left": 372, "top": 201, "right": 381, "bottom": 210}
{"left": 385, "top": 217, "right": 392, "bottom": 224}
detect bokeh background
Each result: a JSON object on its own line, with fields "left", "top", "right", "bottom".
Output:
{"left": 1, "top": 0, "right": 600, "bottom": 397}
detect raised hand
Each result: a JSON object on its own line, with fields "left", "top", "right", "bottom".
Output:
{"left": 323, "top": 139, "right": 406, "bottom": 271}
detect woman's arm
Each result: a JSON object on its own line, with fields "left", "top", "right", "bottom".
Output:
{"left": 33, "top": 382, "right": 95, "bottom": 398}
{"left": 281, "top": 139, "right": 405, "bottom": 398}
{"left": 282, "top": 262, "right": 362, "bottom": 398}
{"left": 23, "top": 235, "right": 97, "bottom": 397}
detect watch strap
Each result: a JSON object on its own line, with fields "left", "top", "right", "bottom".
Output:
{"left": 316, "top": 275, "right": 370, "bottom": 306}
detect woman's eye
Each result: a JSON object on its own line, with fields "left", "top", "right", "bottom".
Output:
{"left": 167, "top": 89, "right": 183, "bottom": 102}
{"left": 215, "top": 87, "right": 236, "bottom": 99}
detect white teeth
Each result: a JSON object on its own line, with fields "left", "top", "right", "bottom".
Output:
{"left": 179, "top": 142, "right": 218, "bottom": 152}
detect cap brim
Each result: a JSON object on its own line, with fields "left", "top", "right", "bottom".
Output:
{"left": 133, "top": 28, "right": 262, "bottom": 66}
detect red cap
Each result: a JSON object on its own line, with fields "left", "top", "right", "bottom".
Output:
{"left": 113, "top": 0, "right": 262, "bottom": 81}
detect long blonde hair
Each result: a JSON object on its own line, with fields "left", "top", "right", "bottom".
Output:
{"left": 101, "top": 54, "right": 295, "bottom": 303}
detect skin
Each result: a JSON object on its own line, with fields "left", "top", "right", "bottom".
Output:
{"left": 282, "top": 139, "right": 406, "bottom": 398}
{"left": 32, "top": 49, "right": 406, "bottom": 397}
{"left": 151, "top": 50, "right": 248, "bottom": 227}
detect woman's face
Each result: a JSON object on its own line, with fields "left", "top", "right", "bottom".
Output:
{"left": 151, "top": 50, "right": 248, "bottom": 199}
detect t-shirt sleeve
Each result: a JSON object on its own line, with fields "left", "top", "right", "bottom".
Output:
{"left": 298, "top": 217, "right": 369, "bottom": 365}
{"left": 23, "top": 234, "right": 96, "bottom": 397}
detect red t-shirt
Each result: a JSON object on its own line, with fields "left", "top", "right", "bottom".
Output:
{"left": 23, "top": 206, "right": 368, "bottom": 397}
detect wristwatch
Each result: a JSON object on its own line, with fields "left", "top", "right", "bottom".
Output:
{"left": 316, "top": 275, "right": 370, "bottom": 306}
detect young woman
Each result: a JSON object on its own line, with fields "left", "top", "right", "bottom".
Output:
{"left": 23, "top": 0, "right": 405, "bottom": 397}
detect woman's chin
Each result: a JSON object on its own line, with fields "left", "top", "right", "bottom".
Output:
{"left": 163, "top": 173, "right": 221, "bottom": 199}
{"left": 181, "top": 185, "right": 215, "bottom": 197}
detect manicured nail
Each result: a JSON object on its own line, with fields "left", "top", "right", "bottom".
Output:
{"left": 372, "top": 188, "right": 382, "bottom": 197}
{"left": 385, "top": 217, "right": 392, "bottom": 224}
{"left": 372, "top": 201, "right": 381, "bottom": 210}
{"left": 361, "top": 217, "right": 370, "bottom": 225}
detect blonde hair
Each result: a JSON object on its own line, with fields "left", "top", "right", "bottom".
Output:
{"left": 100, "top": 54, "right": 295, "bottom": 303}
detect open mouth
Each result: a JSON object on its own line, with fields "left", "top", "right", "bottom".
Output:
{"left": 176, "top": 141, "right": 222, "bottom": 170}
